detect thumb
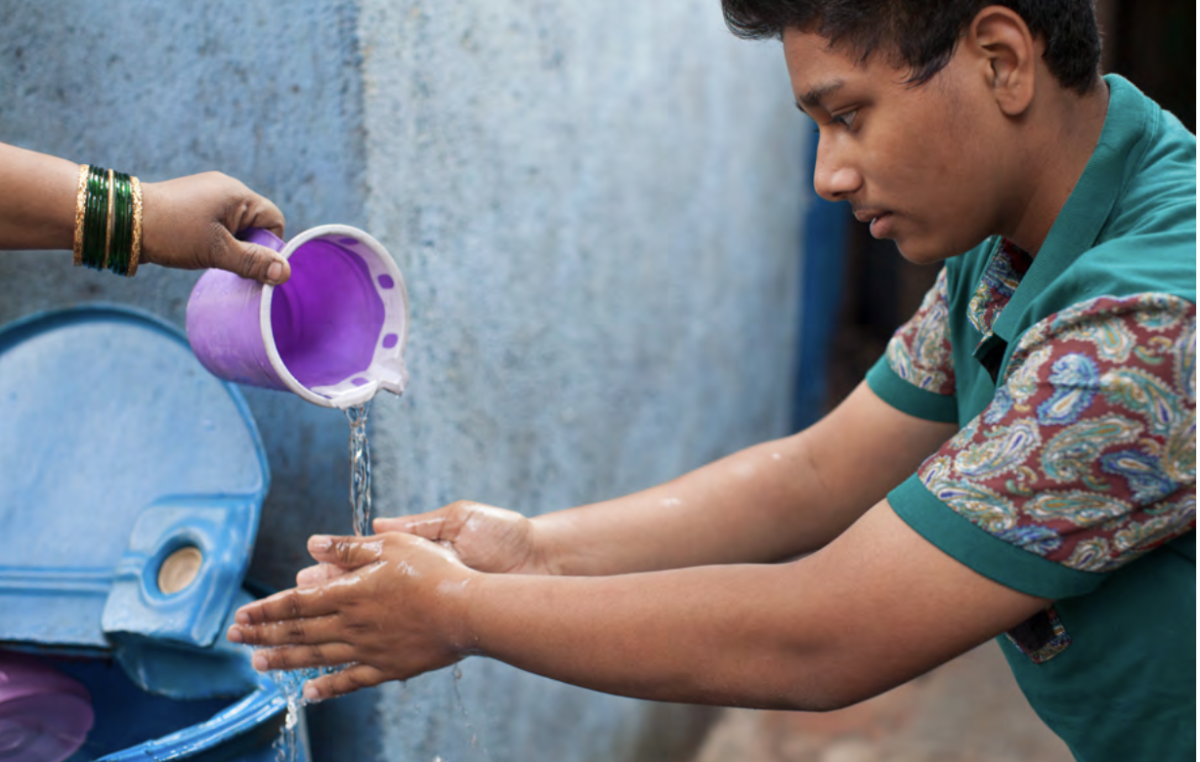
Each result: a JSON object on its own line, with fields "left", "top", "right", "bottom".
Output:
{"left": 375, "top": 513, "right": 452, "bottom": 542}
{"left": 214, "top": 236, "right": 290, "bottom": 285}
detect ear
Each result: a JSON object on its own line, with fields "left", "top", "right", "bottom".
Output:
{"left": 966, "top": 6, "right": 1038, "bottom": 117}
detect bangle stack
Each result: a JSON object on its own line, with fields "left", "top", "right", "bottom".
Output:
{"left": 72, "top": 164, "right": 144, "bottom": 277}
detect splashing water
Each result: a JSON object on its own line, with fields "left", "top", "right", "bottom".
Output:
{"left": 270, "top": 403, "right": 375, "bottom": 760}
{"left": 347, "top": 401, "right": 373, "bottom": 536}
{"left": 452, "top": 665, "right": 493, "bottom": 761}
{"left": 271, "top": 667, "right": 322, "bottom": 762}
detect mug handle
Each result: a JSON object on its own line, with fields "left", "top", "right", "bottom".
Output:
{"left": 237, "top": 227, "right": 285, "bottom": 253}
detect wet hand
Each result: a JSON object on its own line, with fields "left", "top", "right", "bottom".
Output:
{"left": 227, "top": 532, "right": 478, "bottom": 700}
{"left": 290, "top": 500, "right": 540, "bottom": 594}
{"left": 139, "top": 171, "right": 290, "bottom": 284}
{"left": 375, "top": 501, "right": 554, "bottom": 575}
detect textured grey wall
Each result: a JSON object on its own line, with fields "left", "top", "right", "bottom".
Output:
{"left": 1, "top": 1, "right": 808, "bottom": 760}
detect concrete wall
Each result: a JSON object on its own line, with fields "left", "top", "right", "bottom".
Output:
{"left": 0, "top": 2, "right": 808, "bottom": 760}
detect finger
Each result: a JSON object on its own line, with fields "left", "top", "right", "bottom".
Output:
{"left": 227, "top": 613, "right": 343, "bottom": 647}
{"left": 296, "top": 563, "right": 350, "bottom": 588}
{"left": 211, "top": 234, "right": 290, "bottom": 285}
{"left": 374, "top": 514, "right": 449, "bottom": 540}
{"left": 307, "top": 534, "right": 387, "bottom": 568}
{"left": 235, "top": 585, "right": 340, "bottom": 626}
{"left": 376, "top": 500, "right": 488, "bottom": 541}
{"left": 241, "top": 190, "right": 286, "bottom": 240}
{"left": 303, "top": 663, "right": 388, "bottom": 701}
{"left": 250, "top": 642, "right": 357, "bottom": 673}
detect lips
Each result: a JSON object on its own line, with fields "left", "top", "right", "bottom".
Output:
{"left": 853, "top": 208, "right": 895, "bottom": 239}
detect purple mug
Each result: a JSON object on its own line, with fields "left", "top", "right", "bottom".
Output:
{"left": 186, "top": 225, "right": 409, "bottom": 408}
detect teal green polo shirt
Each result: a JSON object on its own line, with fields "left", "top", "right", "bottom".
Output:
{"left": 866, "top": 74, "right": 1196, "bottom": 762}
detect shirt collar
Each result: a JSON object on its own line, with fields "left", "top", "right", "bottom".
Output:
{"left": 990, "top": 74, "right": 1154, "bottom": 342}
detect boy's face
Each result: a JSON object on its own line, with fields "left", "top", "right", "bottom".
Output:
{"left": 784, "top": 27, "right": 1016, "bottom": 264}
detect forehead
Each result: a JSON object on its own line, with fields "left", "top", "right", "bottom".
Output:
{"left": 781, "top": 27, "right": 903, "bottom": 103}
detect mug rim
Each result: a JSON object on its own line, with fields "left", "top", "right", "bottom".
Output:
{"left": 258, "top": 224, "right": 410, "bottom": 408}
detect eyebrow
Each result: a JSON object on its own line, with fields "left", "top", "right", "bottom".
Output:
{"left": 795, "top": 79, "right": 845, "bottom": 112}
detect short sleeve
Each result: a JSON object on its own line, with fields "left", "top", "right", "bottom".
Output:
{"left": 891, "top": 293, "right": 1197, "bottom": 599}
{"left": 866, "top": 267, "right": 959, "bottom": 422}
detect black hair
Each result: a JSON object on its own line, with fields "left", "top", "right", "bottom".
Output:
{"left": 721, "top": 0, "right": 1102, "bottom": 94}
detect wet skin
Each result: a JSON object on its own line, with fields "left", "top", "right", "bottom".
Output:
{"left": 229, "top": 8, "right": 1107, "bottom": 706}
{"left": 228, "top": 386, "right": 1045, "bottom": 707}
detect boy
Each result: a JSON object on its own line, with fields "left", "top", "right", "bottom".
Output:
{"left": 229, "top": 4, "right": 1195, "bottom": 760}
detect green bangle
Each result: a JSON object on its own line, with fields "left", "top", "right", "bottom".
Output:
{"left": 78, "top": 165, "right": 140, "bottom": 276}
{"left": 109, "top": 173, "right": 133, "bottom": 275}
{"left": 82, "top": 166, "right": 108, "bottom": 271}
{"left": 82, "top": 166, "right": 97, "bottom": 269}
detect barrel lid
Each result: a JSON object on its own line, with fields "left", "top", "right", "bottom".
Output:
{"left": 0, "top": 305, "right": 269, "bottom": 654}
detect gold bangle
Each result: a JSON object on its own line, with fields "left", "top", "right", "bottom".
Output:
{"left": 103, "top": 168, "right": 116, "bottom": 270}
{"left": 72, "top": 164, "right": 88, "bottom": 266}
{"left": 128, "top": 176, "right": 143, "bottom": 277}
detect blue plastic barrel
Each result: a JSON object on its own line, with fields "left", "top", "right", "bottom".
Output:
{"left": 0, "top": 306, "right": 309, "bottom": 762}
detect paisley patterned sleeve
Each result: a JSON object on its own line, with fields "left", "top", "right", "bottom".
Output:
{"left": 883, "top": 267, "right": 956, "bottom": 395}
{"left": 917, "top": 293, "right": 1196, "bottom": 575}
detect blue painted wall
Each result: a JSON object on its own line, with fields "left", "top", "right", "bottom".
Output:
{"left": 0, "top": 2, "right": 812, "bottom": 759}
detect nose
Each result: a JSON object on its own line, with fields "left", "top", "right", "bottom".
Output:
{"left": 812, "top": 136, "right": 862, "bottom": 202}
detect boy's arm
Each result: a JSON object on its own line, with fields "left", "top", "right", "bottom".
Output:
{"left": 233, "top": 497, "right": 1047, "bottom": 708}
{"left": 381, "top": 382, "right": 958, "bottom": 577}
{"left": 538, "top": 381, "right": 957, "bottom": 573}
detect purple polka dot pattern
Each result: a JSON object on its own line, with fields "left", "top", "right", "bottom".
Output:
{"left": 377, "top": 274, "right": 395, "bottom": 290}
{"left": 382, "top": 333, "right": 399, "bottom": 349}
{"left": 352, "top": 377, "right": 369, "bottom": 387}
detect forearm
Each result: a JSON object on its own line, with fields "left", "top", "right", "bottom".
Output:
{"left": 533, "top": 434, "right": 841, "bottom": 575}
{"left": 467, "top": 561, "right": 838, "bottom": 709}
{"left": 0, "top": 142, "right": 80, "bottom": 250}
{"left": 534, "top": 384, "right": 954, "bottom": 575}
{"left": 464, "top": 501, "right": 1042, "bottom": 711}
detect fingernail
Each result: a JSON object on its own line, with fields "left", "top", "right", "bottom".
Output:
{"left": 309, "top": 535, "right": 333, "bottom": 551}
{"left": 227, "top": 626, "right": 243, "bottom": 643}
{"left": 252, "top": 652, "right": 268, "bottom": 671}
{"left": 303, "top": 682, "right": 320, "bottom": 701}
{"left": 235, "top": 610, "right": 250, "bottom": 625}
{"left": 267, "top": 261, "right": 283, "bottom": 283}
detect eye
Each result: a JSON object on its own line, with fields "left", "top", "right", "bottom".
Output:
{"left": 830, "top": 110, "right": 858, "bottom": 129}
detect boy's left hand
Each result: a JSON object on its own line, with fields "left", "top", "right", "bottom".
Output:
{"left": 227, "top": 531, "right": 478, "bottom": 701}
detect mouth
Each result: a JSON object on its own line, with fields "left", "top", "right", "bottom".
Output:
{"left": 853, "top": 209, "right": 895, "bottom": 239}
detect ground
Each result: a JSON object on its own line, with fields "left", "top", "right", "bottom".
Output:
{"left": 691, "top": 641, "right": 1074, "bottom": 762}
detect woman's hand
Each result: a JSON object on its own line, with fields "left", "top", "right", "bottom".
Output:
{"left": 0, "top": 143, "right": 290, "bottom": 284}
{"left": 139, "top": 171, "right": 290, "bottom": 284}
{"left": 229, "top": 531, "right": 478, "bottom": 701}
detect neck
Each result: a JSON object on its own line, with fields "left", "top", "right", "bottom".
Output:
{"left": 1005, "top": 77, "right": 1110, "bottom": 256}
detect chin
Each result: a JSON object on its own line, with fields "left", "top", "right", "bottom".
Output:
{"left": 893, "top": 238, "right": 951, "bottom": 266}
